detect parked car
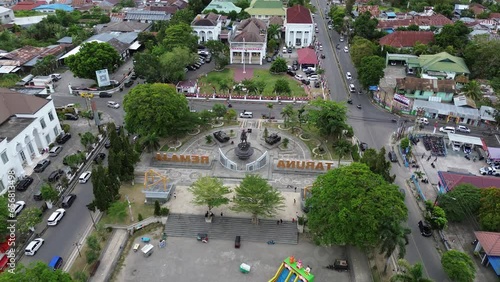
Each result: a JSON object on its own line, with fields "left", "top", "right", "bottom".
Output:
{"left": 56, "top": 133, "right": 71, "bottom": 144}
{"left": 287, "top": 47, "right": 292, "bottom": 53}
{"left": 34, "top": 159, "right": 51, "bottom": 173}
{"left": 239, "top": 112, "right": 253, "bottom": 118}
{"left": 418, "top": 221, "right": 432, "bottom": 237}
{"left": 265, "top": 133, "right": 281, "bottom": 145}
{"left": 61, "top": 194, "right": 77, "bottom": 208}
{"left": 439, "top": 126, "right": 455, "bottom": 134}
{"left": 286, "top": 70, "right": 296, "bottom": 76}
{"left": 48, "top": 169, "right": 64, "bottom": 182}
{"left": 294, "top": 74, "right": 303, "bottom": 80}
{"left": 50, "top": 73, "right": 62, "bottom": 81}
{"left": 104, "top": 140, "right": 111, "bottom": 149}
{"left": 49, "top": 146, "right": 62, "bottom": 157}
{"left": 124, "top": 80, "right": 134, "bottom": 87}
{"left": 25, "top": 238, "right": 44, "bottom": 256}
{"left": 213, "top": 131, "right": 230, "bottom": 143}
{"left": 346, "top": 72, "right": 352, "bottom": 80}
{"left": 388, "top": 151, "right": 398, "bottom": 162}
{"left": 79, "top": 171, "right": 91, "bottom": 184}
{"left": 314, "top": 81, "right": 321, "bottom": 88}
{"left": 64, "top": 113, "right": 79, "bottom": 120}
{"left": 99, "top": 92, "right": 112, "bottom": 98}
{"left": 16, "top": 176, "right": 34, "bottom": 191}
{"left": 456, "top": 125, "right": 470, "bottom": 133}
{"left": 47, "top": 208, "right": 66, "bottom": 226}
{"left": 130, "top": 73, "right": 138, "bottom": 80}
{"left": 107, "top": 101, "right": 120, "bottom": 109}
{"left": 12, "top": 201, "right": 25, "bottom": 217}
{"left": 94, "top": 152, "right": 106, "bottom": 164}
{"left": 479, "top": 166, "right": 495, "bottom": 175}
{"left": 344, "top": 46, "right": 349, "bottom": 52}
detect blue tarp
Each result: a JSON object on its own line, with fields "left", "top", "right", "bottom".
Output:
{"left": 488, "top": 255, "right": 500, "bottom": 275}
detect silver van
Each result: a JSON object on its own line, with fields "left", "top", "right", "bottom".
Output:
{"left": 348, "top": 84, "right": 356, "bottom": 93}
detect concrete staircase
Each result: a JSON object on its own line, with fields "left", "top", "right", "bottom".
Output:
{"left": 165, "top": 213, "right": 298, "bottom": 245}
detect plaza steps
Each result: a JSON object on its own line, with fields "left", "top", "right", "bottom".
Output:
{"left": 164, "top": 213, "right": 298, "bottom": 245}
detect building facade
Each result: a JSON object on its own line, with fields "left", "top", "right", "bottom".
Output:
{"left": 0, "top": 90, "right": 62, "bottom": 195}
{"left": 191, "top": 13, "right": 228, "bottom": 43}
{"left": 229, "top": 18, "right": 267, "bottom": 65}
{"left": 284, "top": 5, "right": 313, "bottom": 48}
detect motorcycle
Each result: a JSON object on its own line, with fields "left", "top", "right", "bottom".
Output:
{"left": 465, "top": 154, "right": 471, "bottom": 161}
{"left": 347, "top": 99, "right": 353, "bottom": 104}
{"left": 392, "top": 119, "right": 397, "bottom": 123}
{"left": 357, "top": 104, "right": 362, "bottom": 109}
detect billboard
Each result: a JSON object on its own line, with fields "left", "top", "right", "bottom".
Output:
{"left": 96, "top": 69, "right": 110, "bottom": 87}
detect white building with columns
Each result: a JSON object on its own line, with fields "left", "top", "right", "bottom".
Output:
{"left": 191, "top": 13, "right": 229, "bottom": 43}
{"left": 0, "top": 89, "right": 62, "bottom": 194}
{"left": 284, "top": 5, "right": 314, "bottom": 48}
{"left": 229, "top": 18, "right": 267, "bottom": 65}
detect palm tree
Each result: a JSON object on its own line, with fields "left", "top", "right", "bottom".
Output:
{"left": 267, "top": 24, "right": 281, "bottom": 41}
{"left": 391, "top": 259, "right": 434, "bottom": 282}
{"left": 219, "top": 79, "right": 229, "bottom": 94}
{"left": 267, "top": 103, "right": 273, "bottom": 119}
{"left": 281, "top": 104, "right": 294, "bottom": 127}
{"left": 141, "top": 133, "right": 160, "bottom": 155}
{"left": 334, "top": 139, "right": 351, "bottom": 166}
{"left": 379, "top": 221, "right": 411, "bottom": 273}
{"left": 462, "top": 80, "right": 482, "bottom": 101}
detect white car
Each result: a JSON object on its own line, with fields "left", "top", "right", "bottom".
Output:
{"left": 12, "top": 201, "right": 25, "bottom": 217}
{"left": 294, "top": 74, "right": 303, "bottom": 80}
{"left": 25, "top": 238, "right": 44, "bottom": 256}
{"left": 50, "top": 73, "right": 62, "bottom": 81}
{"left": 456, "top": 125, "right": 470, "bottom": 133}
{"left": 439, "top": 126, "right": 455, "bottom": 134}
{"left": 79, "top": 171, "right": 91, "bottom": 184}
{"left": 319, "top": 45, "right": 323, "bottom": 51}
{"left": 479, "top": 167, "right": 494, "bottom": 175}
{"left": 47, "top": 208, "right": 66, "bottom": 226}
{"left": 346, "top": 72, "right": 352, "bottom": 80}
{"left": 417, "top": 117, "right": 429, "bottom": 125}
{"left": 328, "top": 25, "right": 332, "bottom": 30}
{"left": 239, "top": 111, "right": 253, "bottom": 118}
{"left": 107, "top": 101, "right": 120, "bottom": 109}
{"left": 344, "top": 46, "right": 349, "bottom": 53}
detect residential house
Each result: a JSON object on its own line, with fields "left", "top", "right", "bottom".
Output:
{"left": 98, "top": 0, "right": 121, "bottom": 12}
{"left": 0, "top": 89, "right": 63, "bottom": 195}
{"left": 0, "top": 7, "right": 14, "bottom": 24}
{"left": 176, "top": 80, "right": 198, "bottom": 94}
{"left": 246, "top": 0, "right": 285, "bottom": 21}
{"left": 11, "top": 1, "right": 45, "bottom": 11}
{"left": 438, "top": 171, "right": 500, "bottom": 192}
{"left": 454, "top": 4, "right": 469, "bottom": 17}
{"left": 472, "top": 231, "right": 500, "bottom": 276}
{"left": 11, "top": 15, "right": 47, "bottom": 27}
{"left": 123, "top": 10, "right": 171, "bottom": 23}
{"left": 412, "top": 98, "right": 480, "bottom": 125}
{"left": 356, "top": 5, "right": 380, "bottom": 18}
{"left": 144, "top": 0, "right": 188, "bottom": 10}
{"left": 377, "top": 13, "right": 452, "bottom": 32}
{"left": 284, "top": 5, "right": 313, "bottom": 48}
{"left": 94, "top": 21, "right": 151, "bottom": 34}
{"left": 191, "top": 13, "right": 229, "bottom": 43}
{"left": 32, "top": 4, "right": 74, "bottom": 13}
{"left": 0, "top": 45, "right": 67, "bottom": 74}
{"left": 407, "top": 52, "right": 470, "bottom": 80}
{"left": 396, "top": 77, "right": 456, "bottom": 103}
{"left": 480, "top": 105, "right": 496, "bottom": 124}
{"left": 203, "top": 0, "right": 242, "bottom": 14}
{"left": 229, "top": 18, "right": 267, "bottom": 65}
{"left": 469, "top": 3, "right": 487, "bottom": 16}
{"left": 379, "top": 31, "right": 434, "bottom": 49}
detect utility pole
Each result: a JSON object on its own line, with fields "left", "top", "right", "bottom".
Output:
{"left": 126, "top": 195, "right": 134, "bottom": 222}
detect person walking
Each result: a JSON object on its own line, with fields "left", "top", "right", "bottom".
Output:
{"left": 173, "top": 192, "right": 176, "bottom": 199}
{"left": 220, "top": 212, "right": 223, "bottom": 217}
{"left": 294, "top": 199, "right": 296, "bottom": 204}
{"left": 280, "top": 219, "right": 283, "bottom": 224}
{"left": 294, "top": 187, "right": 297, "bottom": 192}
{"left": 277, "top": 220, "right": 280, "bottom": 225}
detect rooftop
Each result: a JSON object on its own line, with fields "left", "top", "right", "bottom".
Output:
{"left": 396, "top": 77, "right": 455, "bottom": 93}
{"left": 438, "top": 171, "right": 500, "bottom": 191}
{"left": 419, "top": 52, "right": 470, "bottom": 74}
{"left": 286, "top": 5, "right": 312, "bottom": 24}
{"left": 0, "top": 88, "right": 49, "bottom": 127}
{"left": 474, "top": 231, "right": 500, "bottom": 256}
{"left": 11, "top": 0, "right": 45, "bottom": 11}
{"left": 379, "top": 31, "right": 434, "bottom": 48}
{"left": 232, "top": 18, "right": 267, "bottom": 43}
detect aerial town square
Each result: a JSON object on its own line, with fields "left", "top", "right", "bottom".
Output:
{"left": 0, "top": 0, "right": 500, "bottom": 281}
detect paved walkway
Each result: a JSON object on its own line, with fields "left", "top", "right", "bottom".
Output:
{"left": 90, "top": 229, "right": 128, "bottom": 282}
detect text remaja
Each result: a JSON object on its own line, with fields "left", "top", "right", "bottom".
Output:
{"left": 155, "top": 153, "right": 334, "bottom": 171}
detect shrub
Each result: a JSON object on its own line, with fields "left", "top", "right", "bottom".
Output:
{"left": 138, "top": 213, "right": 143, "bottom": 221}
{"left": 160, "top": 207, "right": 170, "bottom": 216}
{"left": 154, "top": 200, "right": 161, "bottom": 216}
{"left": 282, "top": 138, "right": 289, "bottom": 149}
{"left": 61, "top": 123, "right": 71, "bottom": 133}
{"left": 205, "top": 135, "right": 213, "bottom": 144}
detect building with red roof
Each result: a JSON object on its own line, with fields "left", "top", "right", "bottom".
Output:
{"left": 11, "top": 0, "right": 45, "bottom": 11}
{"left": 473, "top": 231, "right": 500, "bottom": 276}
{"left": 379, "top": 31, "right": 434, "bottom": 48}
{"left": 438, "top": 171, "right": 500, "bottom": 192}
{"left": 296, "top": 47, "right": 318, "bottom": 66}
{"left": 285, "top": 5, "right": 313, "bottom": 48}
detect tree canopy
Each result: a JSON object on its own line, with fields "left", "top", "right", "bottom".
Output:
{"left": 270, "top": 58, "right": 288, "bottom": 73}
{"left": 65, "top": 41, "right": 121, "bottom": 80}
{"left": 360, "top": 147, "right": 395, "bottom": 183}
{"left": 0, "top": 261, "right": 73, "bottom": 281}
{"left": 123, "top": 84, "right": 197, "bottom": 137}
{"left": 205, "top": 40, "right": 229, "bottom": 70}
{"left": 306, "top": 163, "right": 407, "bottom": 248}
{"left": 479, "top": 187, "right": 500, "bottom": 231}
{"left": 273, "top": 79, "right": 291, "bottom": 95}
{"left": 0, "top": 197, "right": 10, "bottom": 239}
{"left": 230, "top": 175, "right": 285, "bottom": 223}
{"left": 437, "top": 184, "right": 480, "bottom": 222}
{"left": 441, "top": 250, "right": 476, "bottom": 282}
{"left": 358, "top": 55, "right": 386, "bottom": 89}
{"left": 434, "top": 22, "right": 470, "bottom": 55}
{"left": 463, "top": 36, "right": 500, "bottom": 80}
{"left": 160, "top": 23, "right": 198, "bottom": 53}
{"left": 188, "top": 176, "right": 231, "bottom": 211}
{"left": 390, "top": 259, "right": 433, "bottom": 282}
{"left": 307, "top": 99, "right": 349, "bottom": 139}
{"left": 353, "top": 11, "right": 381, "bottom": 40}
{"left": 351, "top": 36, "right": 377, "bottom": 68}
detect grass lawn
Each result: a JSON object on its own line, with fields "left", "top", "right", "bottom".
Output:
{"left": 198, "top": 68, "right": 307, "bottom": 97}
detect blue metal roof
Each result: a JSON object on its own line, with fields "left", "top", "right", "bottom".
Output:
{"left": 33, "top": 4, "right": 74, "bottom": 12}
{"left": 386, "top": 12, "right": 396, "bottom": 17}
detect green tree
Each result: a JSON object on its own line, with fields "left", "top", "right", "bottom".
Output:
{"left": 273, "top": 79, "right": 291, "bottom": 95}
{"left": 307, "top": 99, "right": 348, "bottom": 139}
{"left": 31, "top": 55, "right": 57, "bottom": 76}
{"left": 329, "top": 6, "right": 346, "bottom": 32}
{"left": 154, "top": 200, "right": 161, "bottom": 216}
{"left": 438, "top": 184, "right": 480, "bottom": 222}
{"left": 434, "top": 3, "right": 454, "bottom": 19}
{"left": 479, "top": 187, "right": 500, "bottom": 231}
{"left": 241, "top": 79, "right": 257, "bottom": 94}
{"left": 390, "top": 259, "right": 433, "bottom": 282}
{"left": 464, "top": 37, "right": 500, "bottom": 80}
{"left": 65, "top": 41, "right": 121, "bottom": 80}
{"left": 40, "top": 183, "right": 59, "bottom": 206}
{"left": 231, "top": 174, "right": 285, "bottom": 224}
{"left": 0, "top": 261, "right": 73, "bottom": 281}
{"left": 424, "top": 202, "right": 447, "bottom": 230}
{"left": 73, "top": 271, "right": 88, "bottom": 282}
{"left": 90, "top": 165, "right": 116, "bottom": 212}
{"left": 158, "top": 47, "right": 196, "bottom": 83}
{"left": 351, "top": 36, "right": 376, "bottom": 68}
{"left": 306, "top": 163, "right": 408, "bottom": 248}
{"left": 0, "top": 197, "right": 9, "bottom": 239}
{"left": 85, "top": 235, "right": 101, "bottom": 264}
{"left": 434, "top": 22, "right": 470, "bottom": 55}
{"left": 270, "top": 57, "right": 288, "bottom": 73}
{"left": 234, "top": 0, "right": 250, "bottom": 9}
{"left": 281, "top": 104, "right": 295, "bottom": 127}
{"left": 358, "top": 55, "right": 385, "bottom": 89}
{"left": 15, "top": 207, "right": 42, "bottom": 234}
{"left": 107, "top": 201, "right": 128, "bottom": 222}
{"left": 132, "top": 51, "right": 161, "bottom": 82}
{"left": 441, "top": 250, "right": 476, "bottom": 282}
{"left": 461, "top": 80, "right": 482, "bottom": 101}
{"left": 141, "top": 133, "right": 160, "bottom": 154}
{"left": 63, "top": 153, "right": 86, "bottom": 169}
{"left": 267, "top": 24, "right": 281, "bottom": 41}
{"left": 360, "top": 147, "right": 395, "bottom": 183}
{"left": 205, "top": 40, "right": 229, "bottom": 70}
{"left": 79, "top": 131, "right": 97, "bottom": 151}
{"left": 379, "top": 221, "right": 411, "bottom": 266}
{"left": 334, "top": 139, "right": 352, "bottom": 167}
{"left": 188, "top": 176, "right": 231, "bottom": 211}
{"left": 161, "top": 23, "right": 198, "bottom": 52}
{"left": 255, "top": 80, "right": 266, "bottom": 95}
{"left": 124, "top": 83, "right": 197, "bottom": 137}
{"left": 212, "top": 103, "right": 227, "bottom": 119}
{"left": 225, "top": 109, "right": 237, "bottom": 121}
{"left": 168, "top": 9, "right": 195, "bottom": 26}
{"left": 353, "top": 11, "right": 380, "bottom": 40}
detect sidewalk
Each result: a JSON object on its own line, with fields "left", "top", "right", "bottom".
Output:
{"left": 90, "top": 229, "right": 128, "bottom": 282}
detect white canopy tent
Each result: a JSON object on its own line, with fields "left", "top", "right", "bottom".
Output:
{"left": 447, "top": 133, "right": 484, "bottom": 146}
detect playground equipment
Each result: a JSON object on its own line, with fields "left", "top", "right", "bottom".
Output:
{"left": 268, "top": 256, "right": 315, "bottom": 282}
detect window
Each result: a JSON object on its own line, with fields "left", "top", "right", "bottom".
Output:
{"left": 48, "top": 111, "right": 54, "bottom": 121}
{"left": 40, "top": 118, "right": 46, "bottom": 129}
{"left": 45, "top": 134, "right": 50, "bottom": 144}
{"left": 53, "top": 127, "right": 59, "bottom": 137}
{"left": 1, "top": 151, "right": 8, "bottom": 164}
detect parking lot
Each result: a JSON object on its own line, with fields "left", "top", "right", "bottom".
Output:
{"left": 116, "top": 233, "right": 350, "bottom": 282}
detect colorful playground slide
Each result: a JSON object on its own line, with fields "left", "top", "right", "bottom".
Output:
{"left": 268, "top": 257, "right": 315, "bottom": 282}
